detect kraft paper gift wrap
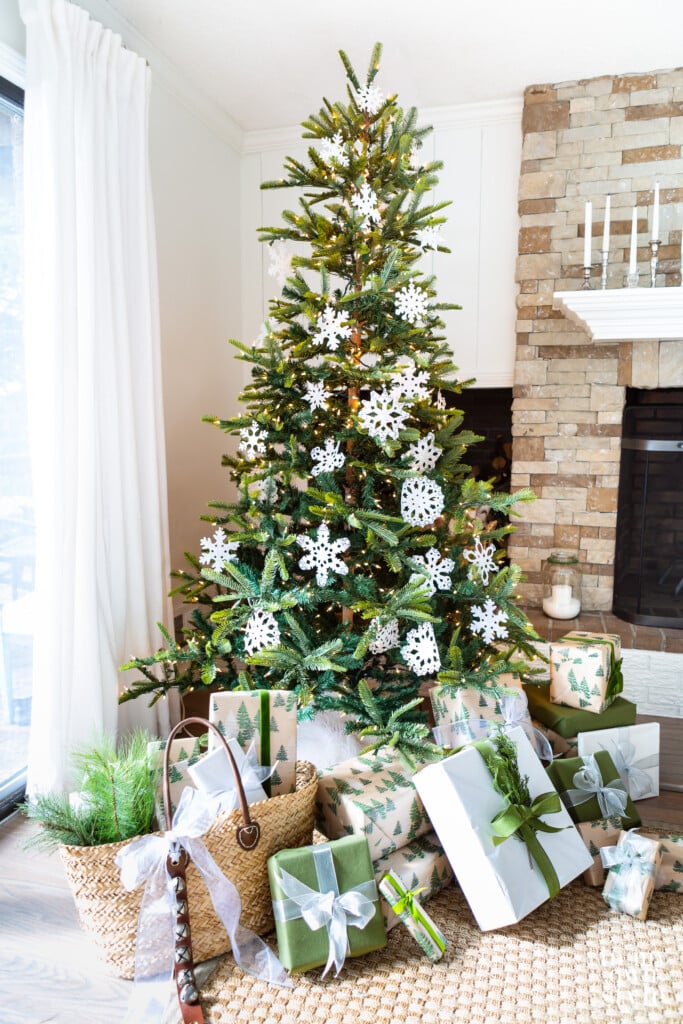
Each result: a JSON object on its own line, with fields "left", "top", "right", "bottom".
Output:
{"left": 268, "top": 834, "right": 387, "bottom": 975}
{"left": 208, "top": 688, "right": 298, "bottom": 795}
{"left": 601, "top": 830, "right": 662, "bottom": 920}
{"left": 549, "top": 631, "right": 623, "bottom": 714}
{"left": 523, "top": 684, "right": 636, "bottom": 739}
{"left": 641, "top": 831, "right": 683, "bottom": 893}
{"left": 148, "top": 734, "right": 203, "bottom": 820}
{"left": 430, "top": 675, "right": 522, "bottom": 728}
{"left": 576, "top": 816, "right": 624, "bottom": 887}
{"left": 433, "top": 690, "right": 553, "bottom": 765}
{"left": 577, "top": 723, "right": 660, "bottom": 801}
{"left": 413, "top": 726, "right": 593, "bottom": 931}
{"left": 378, "top": 869, "right": 447, "bottom": 962}
{"left": 546, "top": 750, "right": 641, "bottom": 829}
{"left": 373, "top": 831, "right": 453, "bottom": 932}
{"left": 316, "top": 748, "right": 432, "bottom": 860}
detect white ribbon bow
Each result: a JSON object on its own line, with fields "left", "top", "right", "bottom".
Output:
{"left": 608, "top": 733, "right": 658, "bottom": 800}
{"left": 432, "top": 690, "right": 553, "bottom": 764}
{"left": 564, "top": 754, "right": 628, "bottom": 818}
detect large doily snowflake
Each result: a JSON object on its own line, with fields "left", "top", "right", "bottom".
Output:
{"left": 406, "top": 432, "right": 442, "bottom": 473}
{"left": 239, "top": 421, "right": 267, "bottom": 461}
{"left": 401, "top": 622, "right": 441, "bottom": 677}
{"left": 470, "top": 599, "right": 509, "bottom": 645}
{"left": 358, "top": 387, "right": 410, "bottom": 445}
{"left": 463, "top": 537, "right": 499, "bottom": 587}
{"left": 320, "top": 130, "right": 348, "bottom": 166}
{"left": 303, "top": 381, "right": 330, "bottom": 412}
{"left": 199, "top": 528, "right": 240, "bottom": 572}
{"left": 244, "top": 608, "right": 281, "bottom": 657}
{"left": 395, "top": 282, "right": 429, "bottom": 324}
{"left": 355, "top": 84, "right": 384, "bottom": 115}
{"left": 410, "top": 547, "right": 455, "bottom": 597}
{"left": 266, "top": 240, "right": 292, "bottom": 288}
{"left": 368, "top": 617, "right": 400, "bottom": 655}
{"left": 311, "top": 438, "right": 345, "bottom": 477}
{"left": 296, "top": 524, "right": 350, "bottom": 587}
{"left": 391, "top": 362, "right": 431, "bottom": 402}
{"left": 416, "top": 226, "right": 444, "bottom": 250}
{"left": 401, "top": 477, "right": 445, "bottom": 528}
{"left": 351, "top": 183, "right": 380, "bottom": 229}
{"left": 312, "top": 305, "right": 352, "bottom": 352}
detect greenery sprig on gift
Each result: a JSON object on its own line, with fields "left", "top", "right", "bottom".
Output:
{"left": 475, "top": 732, "right": 531, "bottom": 808}
{"left": 23, "top": 731, "right": 159, "bottom": 849}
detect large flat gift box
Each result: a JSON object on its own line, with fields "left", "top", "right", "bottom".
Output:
{"left": 413, "top": 726, "right": 593, "bottom": 931}
{"left": 208, "top": 688, "right": 298, "bottom": 795}
{"left": 577, "top": 723, "right": 660, "bottom": 800}
{"left": 546, "top": 750, "right": 641, "bottom": 829}
{"left": 373, "top": 831, "right": 453, "bottom": 931}
{"left": 523, "top": 683, "right": 636, "bottom": 739}
{"left": 549, "top": 631, "right": 623, "bottom": 714}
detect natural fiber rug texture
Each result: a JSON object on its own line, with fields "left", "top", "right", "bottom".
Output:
{"left": 200, "top": 880, "right": 683, "bottom": 1024}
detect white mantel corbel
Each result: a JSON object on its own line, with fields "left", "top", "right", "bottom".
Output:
{"left": 552, "top": 286, "right": 683, "bottom": 341}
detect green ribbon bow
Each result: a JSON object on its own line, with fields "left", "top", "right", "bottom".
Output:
{"left": 393, "top": 885, "right": 427, "bottom": 919}
{"left": 569, "top": 636, "right": 624, "bottom": 700}
{"left": 382, "top": 874, "right": 446, "bottom": 953}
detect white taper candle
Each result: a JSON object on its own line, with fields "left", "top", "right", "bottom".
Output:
{"left": 629, "top": 207, "right": 638, "bottom": 274}
{"left": 602, "top": 195, "right": 611, "bottom": 253}
{"left": 652, "top": 182, "right": 660, "bottom": 240}
{"left": 583, "top": 201, "right": 592, "bottom": 267}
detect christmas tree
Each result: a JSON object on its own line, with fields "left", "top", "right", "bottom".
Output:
{"left": 121, "top": 45, "right": 541, "bottom": 761}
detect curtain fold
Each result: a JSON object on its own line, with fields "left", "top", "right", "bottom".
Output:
{"left": 20, "top": 0, "right": 174, "bottom": 793}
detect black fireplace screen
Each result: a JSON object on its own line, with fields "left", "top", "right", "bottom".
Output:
{"left": 613, "top": 389, "right": 683, "bottom": 628}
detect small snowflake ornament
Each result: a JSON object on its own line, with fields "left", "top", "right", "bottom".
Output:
{"left": 401, "top": 477, "right": 445, "bottom": 528}
{"left": 368, "top": 617, "right": 400, "bottom": 655}
{"left": 434, "top": 390, "right": 447, "bottom": 411}
{"left": 239, "top": 421, "right": 267, "bottom": 461}
{"left": 267, "top": 240, "right": 292, "bottom": 288}
{"left": 463, "top": 537, "right": 499, "bottom": 587}
{"left": 297, "top": 523, "right": 350, "bottom": 587}
{"left": 358, "top": 387, "right": 410, "bottom": 445}
{"left": 402, "top": 622, "right": 441, "bottom": 677}
{"left": 416, "top": 226, "right": 443, "bottom": 251}
{"left": 470, "top": 599, "right": 509, "bottom": 645}
{"left": 199, "top": 527, "right": 239, "bottom": 572}
{"left": 244, "top": 608, "right": 281, "bottom": 657}
{"left": 410, "top": 546, "right": 455, "bottom": 596}
{"left": 312, "top": 304, "right": 352, "bottom": 352}
{"left": 351, "top": 183, "right": 380, "bottom": 229}
{"left": 303, "top": 381, "right": 330, "bottom": 412}
{"left": 392, "top": 362, "right": 431, "bottom": 402}
{"left": 320, "top": 130, "right": 348, "bottom": 166}
{"left": 311, "top": 437, "right": 345, "bottom": 477}
{"left": 406, "top": 432, "right": 442, "bottom": 473}
{"left": 395, "top": 281, "right": 429, "bottom": 324}
{"left": 355, "top": 84, "right": 384, "bottom": 115}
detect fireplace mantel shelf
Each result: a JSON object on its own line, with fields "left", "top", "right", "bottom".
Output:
{"left": 552, "top": 286, "right": 683, "bottom": 341}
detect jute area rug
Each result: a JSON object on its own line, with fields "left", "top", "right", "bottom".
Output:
{"left": 199, "top": 880, "right": 683, "bottom": 1024}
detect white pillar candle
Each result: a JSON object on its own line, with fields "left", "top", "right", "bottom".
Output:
{"left": 583, "top": 201, "right": 592, "bottom": 267}
{"left": 542, "top": 584, "right": 581, "bottom": 620}
{"left": 652, "top": 182, "right": 660, "bottom": 240}
{"left": 629, "top": 207, "right": 638, "bottom": 274}
{"left": 602, "top": 195, "right": 611, "bottom": 253}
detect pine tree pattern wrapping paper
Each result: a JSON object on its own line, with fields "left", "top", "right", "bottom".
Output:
{"left": 577, "top": 723, "right": 660, "bottom": 800}
{"left": 208, "top": 689, "right": 298, "bottom": 795}
{"left": 549, "top": 631, "right": 623, "bottom": 714}
{"left": 316, "top": 749, "right": 432, "bottom": 860}
{"left": 429, "top": 674, "right": 523, "bottom": 728}
{"left": 576, "top": 816, "right": 624, "bottom": 886}
{"left": 523, "top": 683, "right": 636, "bottom": 739}
{"left": 147, "top": 735, "right": 203, "bottom": 821}
{"left": 373, "top": 831, "right": 453, "bottom": 931}
{"left": 601, "top": 830, "right": 662, "bottom": 920}
{"left": 378, "top": 868, "right": 447, "bottom": 961}
{"left": 546, "top": 750, "right": 641, "bottom": 829}
{"left": 641, "top": 831, "right": 683, "bottom": 893}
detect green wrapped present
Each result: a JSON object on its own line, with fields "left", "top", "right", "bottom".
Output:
{"left": 523, "top": 683, "right": 636, "bottom": 739}
{"left": 576, "top": 816, "right": 624, "bottom": 886}
{"left": 549, "top": 631, "right": 623, "bottom": 713}
{"left": 378, "top": 869, "right": 447, "bottom": 962}
{"left": 373, "top": 831, "right": 453, "bottom": 932}
{"left": 601, "top": 830, "right": 662, "bottom": 920}
{"left": 268, "top": 835, "right": 387, "bottom": 975}
{"left": 546, "top": 751, "right": 641, "bottom": 829}
{"left": 641, "top": 831, "right": 683, "bottom": 893}
{"left": 209, "top": 688, "right": 298, "bottom": 795}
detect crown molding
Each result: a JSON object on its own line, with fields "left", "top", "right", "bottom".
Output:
{"left": 0, "top": 41, "right": 25, "bottom": 88}
{"left": 553, "top": 286, "right": 683, "bottom": 341}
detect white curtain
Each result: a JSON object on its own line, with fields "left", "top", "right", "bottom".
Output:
{"left": 20, "top": 0, "right": 174, "bottom": 793}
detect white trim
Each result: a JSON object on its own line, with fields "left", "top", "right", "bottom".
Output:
{"left": 0, "top": 41, "right": 25, "bottom": 88}
{"left": 553, "top": 287, "right": 683, "bottom": 341}
{"left": 468, "top": 373, "right": 514, "bottom": 388}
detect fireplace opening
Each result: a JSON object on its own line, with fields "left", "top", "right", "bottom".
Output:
{"left": 613, "top": 387, "right": 683, "bottom": 629}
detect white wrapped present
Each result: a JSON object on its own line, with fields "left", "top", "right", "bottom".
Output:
{"left": 577, "top": 723, "right": 660, "bottom": 800}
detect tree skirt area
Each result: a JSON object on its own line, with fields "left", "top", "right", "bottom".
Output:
{"left": 199, "top": 880, "right": 683, "bottom": 1024}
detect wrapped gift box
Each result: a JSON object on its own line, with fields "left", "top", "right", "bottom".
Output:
{"left": 430, "top": 675, "right": 522, "bottom": 728}
{"left": 523, "top": 684, "right": 636, "bottom": 740}
{"left": 413, "top": 726, "right": 593, "bottom": 931}
{"left": 187, "top": 736, "right": 268, "bottom": 809}
{"left": 576, "top": 816, "right": 624, "bottom": 886}
{"left": 641, "top": 831, "right": 683, "bottom": 893}
{"left": 577, "top": 723, "right": 660, "bottom": 801}
{"left": 378, "top": 869, "right": 447, "bottom": 962}
{"left": 549, "top": 631, "right": 623, "bottom": 714}
{"left": 316, "top": 748, "right": 432, "bottom": 860}
{"left": 530, "top": 718, "right": 578, "bottom": 759}
{"left": 373, "top": 831, "right": 453, "bottom": 932}
{"left": 546, "top": 751, "right": 641, "bottom": 829}
{"left": 209, "top": 688, "right": 298, "bottom": 795}
{"left": 268, "top": 834, "right": 387, "bottom": 974}
{"left": 147, "top": 734, "right": 203, "bottom": 821}
{"left": 601, "top": 830, "right": 662, "bottom": 920}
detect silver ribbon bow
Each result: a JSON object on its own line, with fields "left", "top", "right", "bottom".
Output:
{"left": 608, "top": 731, "right": 658, "bottom": 800}
{"left": 600, "top": 829, "right": 658, "bottom": 914}
{"left": 272, "top": 844, "right": 378, "bottom": 978}
{"left": 432, "top": 690, "right": 553, "bottom": 764}
{"left": 563, "top": 753, "right": 628, "bottom": 818}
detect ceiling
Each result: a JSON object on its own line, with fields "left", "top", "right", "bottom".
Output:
{"left": 101, "top": 0, "right": 683, "bottom": 134}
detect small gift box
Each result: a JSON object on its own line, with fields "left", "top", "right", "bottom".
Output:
{"left": 549, "top": 631, "right": 623, "bottom": 714}
{"left": 316, "top": 748, "right": 432, "bottom": 860}
{"left": 601, "top": 830, "right": 662, "bottom": 920}
{"left": 577, "top": 723, "right": 660, "bottom": 801}
{"left": 373, "top": 831, "right": 453, "bottom": 932}
{"left": 430, "top": 675, "right": 522, "bottom": 729}
{"left": 187, "top": 737, "right": 268, "bottom": 810}
{"left": 523, "top": 684, "right": 636, "bottom": 739}
{"left": 546, "top": 751, "right": 641, "bottom": 829}
{"left": 641, "top": 831, "right": 683, "bottom": 893}
{"left": 268, "top": 834, "right": 387, "bottom": 975}
{"left": 209, "top": 688, "right": 298, "bottom": 795}
{"left": 413, "top": 726, "right": 593, "bottom": 931}
{"left": 147, "top": 734, "right": 204, "bottom": 820}
{"left": 378, "top": 869, "right": 447, "bottom": 962}
{"left": 576, "top": 816, "right": 624, "bottom": 886}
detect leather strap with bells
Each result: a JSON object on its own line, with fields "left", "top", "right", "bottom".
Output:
{"left": 162, "top": 716, "right": 262, "bottom": 1023}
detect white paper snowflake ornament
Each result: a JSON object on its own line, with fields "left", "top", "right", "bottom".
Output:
{"left": 311, "top": 438, "right": 345, "bottom": 477}
{"left": 410, "top": 547, "right": 455, "bottom": 597}
{"left": 463, "top": 537, "right": 499, "bottom": 586}
{"left": 303, "top": 381, "right": 330, "bottom": 412}
{"left": 239, "top": 421, "right": 267, "bottom": 461}
{"left": 267, "top": 240, "right": 292, "bottom": 288}
{"left": 434, "top": 390, "right": 447, "bottom": 411}
{"left": 312, "top": 304, "right": 352, "bottom": 352}
{"left": 358, "top": 387, "right": 410, "bottom": 445}
{"left": 395, "top": 281, "right": 429, "bottom": 324}
{"left": 391, "top": 362, "right": 431, "bottom": 403}
{"left": 320, "top": 130, "right": 348, "bottom": 166}
{"left": 351, "top": 183, "right": 380, "bottom": 229}
{"left": 471, "top": 599, "right": 509, "bottom": 645}
{"left": 402, "top": 622, "right": 441, "bottom": 677}
{"left": 401, "top": 477, "right": 445, "bottom": 528}
{"left": 368, "top": 617, "right": 400, "bottom": 655}
{"left": 199, "top": 528, "right": 239, "bottom": 572}
{"left": 244, "top": 608, "right": 281, "bottom": 657}
{"left": 406, "top": 432, "right": 442, "bottom": 473}
{"left": 355, "top": 84, "right": 384, "bottom": 115}
{"left": 416, "top": 226, "right": 443, "bottom": 251}
{"left": 296, "top": 523, "right": 350, "bottom": 587}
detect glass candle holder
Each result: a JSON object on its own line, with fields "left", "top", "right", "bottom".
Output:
{"left": 542, "top": 551, "right": 581, "bottom": 620}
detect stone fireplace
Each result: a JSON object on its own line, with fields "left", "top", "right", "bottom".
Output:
{"left": 508, "top": 67, "right": 683, "bottom": 614}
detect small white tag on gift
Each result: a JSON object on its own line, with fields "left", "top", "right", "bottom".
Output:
{"left": 188, "top": 738, "right": 268, "bottom": 810}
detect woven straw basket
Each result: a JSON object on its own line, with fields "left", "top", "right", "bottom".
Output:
{"left": 59, "top": 718, "right": 318, "bottom": 980}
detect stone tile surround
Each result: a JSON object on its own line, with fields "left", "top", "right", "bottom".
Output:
{"left": 508, "top": 67, "right": 683, "bottom": 612}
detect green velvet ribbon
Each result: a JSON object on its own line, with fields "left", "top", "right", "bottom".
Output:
{"left": 569, "top": 636, "right": 624, "bottom": 700}
{"left": 259, "top": 689, "right": 271, "bottom": 797}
